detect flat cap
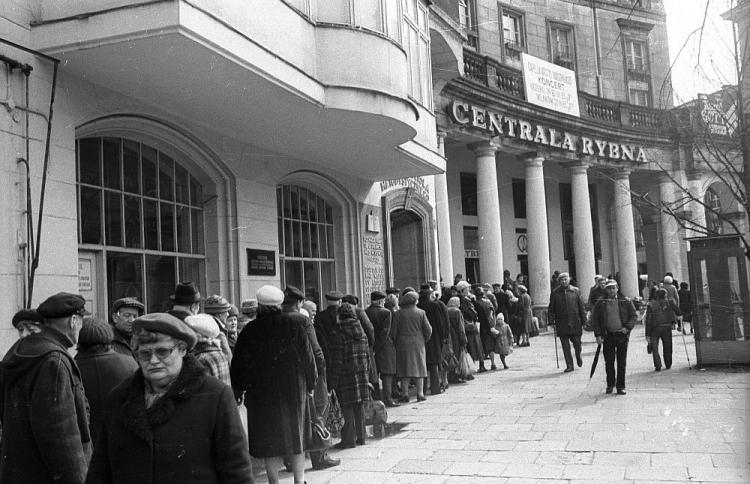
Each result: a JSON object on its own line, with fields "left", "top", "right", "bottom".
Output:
{"left": 257, "top": 285, "right": 285, "bottom": 306}
{"left": 284, "top": 285, "right": 306, "bottom": 301}
{"left": 342, "top": 294, "right": 359, "bottom": 305}
{"left": 204, "top": 294, "right": 231, "bottom": 314}
{"left": 604, "top": 279, "right": 618, "bottom": 289}
{"left": 370, "top": 290, "right": 386, "bottom": 301}
{"left": 385, "top": 287, "right": 401, "bottom": 295}
{"left": 112, "top": 297, "right": 145, "bottom": 315}
{"left": 324, "top": 291, "right": 343, "bottom": 301}
{"left": 133, "top": 312, "right": 197, "bottom": 350}
{"left": 171, "top": 282, "right": 201, "bottom": 304}
{"left": 37, "top": 292, "right": 89, "bottom": 319}
{"left": 12, "top": 308, "right": 44, "bottom": 328}
{"left": 240, "top": 299, "right": 258, "bottom": 313}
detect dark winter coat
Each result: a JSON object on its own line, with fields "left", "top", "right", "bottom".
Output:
{"left": 417, "top": 295, "right": 449, "bottom": 367}
{"left": 355, "top": 307, "right": 375, "bottom": 348}
{"left": 74, "top": 347, "right": 138, "bottom": 445}
{"left": 645, "top": 299, "right": 681, "bottom": 337}
{"left": 548, "top": 285, "right": 587, "bottom": 336}
{"left": 0, "top": 326, "right": 92, "bottom": 484}
{"left": 591, "top": 297, "right": 637, "bottom": 337}
{"left": 231, "top": 308, "right": 316, "bottom": 458}
{"left": 328, "top": 317, "right": 370, "bottom": 407}
{"left": 282, "top": 308, "right": 328, "bottom": 412}
{"left": 111, "top": 328, "right": 136, "bottom": 362}
{"left": 587, "top": 285, "right": 608, "bottom": 310}
{"left": 473, "top": 297, "right": 495, "bottom": 353}
{"left": 494, "top": 290, "right": 511, "bottom": 322}
{"left": 86, "top": 356, "right": 252, "bottom": 483}
{"left": 366, "top": 304, "right": 396, "bottom": 375}
{"left": 678, "top": 288, "right": 693, "bottom": 321}
{"left": 392, "top": 304, "right": 432, "bottom": 378}
{"left": 314, "top": 305, "right": 339, "bottom": 380}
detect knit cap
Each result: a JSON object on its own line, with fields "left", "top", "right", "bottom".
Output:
{"left": 79, "top": 317, "right": 114, "bottom": 345}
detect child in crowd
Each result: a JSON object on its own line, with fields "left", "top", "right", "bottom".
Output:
{"left": 491, "top": 313, "right": 514, "bottom": 369}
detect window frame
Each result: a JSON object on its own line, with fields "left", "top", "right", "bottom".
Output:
{"left": 459, "top": 0, "right": 479, "bottom": 49}
{"left": 402, "top": 0, "right": 433, "bottom": 110}
{"left": 498, "top": 3, "right": 526, "bottom": 62}
{"left": 547, "top": 20, "right": 577, "bottom": 72}
{"left": 460, "top": 172, "right": 478, "bottom": 216}
{"left": 621, "top": 34, "right": 653, "bottom": 107}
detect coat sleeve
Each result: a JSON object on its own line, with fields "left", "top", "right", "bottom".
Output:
{"left": 576, "top": 289, "right": 587, "bottom": 322}
{"left": 457, "top": 312, "right": 468, "bottom": 347}
{"left": 304, "top": 318, "right": 326, "bottom": 375}
{"left": 591, "top": 301, "right": 603, "bottom": 337}
{"left": 358, "top": 311, "right": 375, "bottom": 348}
{"left": 645, "top": 305, "right": 653, "bottom": 336}
{"left": 230, "top": 329, "right": 253, "bottom": 397}
{"left": 421, "top": 312, "right": 433, "bottom": 343}
{"left": 328, "top": 332, "right": 343, "bottom": 391}
{"left": 30, "top": 353, "right": 88, "bottom": 484}
{"left": 297, "top": 323, "right": 318, "bottom": 393}
{"left": 623, "top": 300, "right": 637, "bottom": 330}
{"left": 86, "top": 389, "right": 115, "bottom": 484}
{"left": 212, "top": 385, "right": 255, "bottom": 483}
{"left": 547, "top": 292, "right": 557, "bottom": 325}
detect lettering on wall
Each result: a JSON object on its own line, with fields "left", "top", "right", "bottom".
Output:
{"left": 379, "top": 177, "right": 430, "bottom": 200}
{"left": 362, "top": 233, "right": 385, "bottom": 296}
{"left": 247, "top": 249, "right": 276, "bottom": 276}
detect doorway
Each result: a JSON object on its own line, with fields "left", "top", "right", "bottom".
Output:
{"left": 390, "top": 209, "right": 426, "bottom": 290}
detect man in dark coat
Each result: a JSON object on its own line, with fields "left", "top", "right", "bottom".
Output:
{"left": 493, "top": 283, "right": 510, "bottom": 323}
{"left": 548, "top": 272, "right": 587, "bottom": 372}
{"left": 472, "top": 286, "right": 496, "bottom": 371}
{"left": 0, "top": 292, "right": 92, "bottom": 483}
{"left": 314, "top": 291, "right": 343, "bottom": 385}
{"left": 167, "top": 281, "right": 202, "bottom": 321}
{"left": 417, "top": 285, "right": 449, "bottom": 396}
{"left": 365, "top": 291, "right": 398, "bottom": 407}
{"left": 110, "top": 297, "right": 145, "bottom": 360}
{"left": 592, "top": 280, "right": 637, "bottom": 395}
{"left": 587, "top": 275, "right": 607, "bottom": 311}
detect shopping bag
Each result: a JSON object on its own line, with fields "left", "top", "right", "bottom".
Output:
{"left": 325, "top": 390, "right": 345, "bottom": 434}
{"left": 305, "top": 395, "right": 332, "bottom": 451}
{"left": 441, "top": 343, "right": 459, "bottom": 371}
{"left": 363, "top": 399, "right": 388, "bottom": 426}
{"left": 458, "top": 349, "right": 475, "bottom": 379}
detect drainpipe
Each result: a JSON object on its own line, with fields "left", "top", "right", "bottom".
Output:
{"left": 590, "top": 0, "right": 603, "bottom": 97}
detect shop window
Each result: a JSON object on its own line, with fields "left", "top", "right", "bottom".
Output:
{"left": 77, "top": 137, "right": 206, "bottom": 313}
{"left": 549, "top": 22, "right": 575, "bottom": 71}
{"left": 277, "top": 185, "right": 336, "bottom": 309}
{"left": 459, "top": 0, "right": 478, "bottom": 49}
{"left": 512, "top": 178, "right": 526, "bottom": 219}
{"left": 403, "top": 0, "right": 432, "bottom": 108}
{"left": 499, "top": 5, "right": 525, "bottom": 61}
{"left": 460, "top": 173, "right": 478, "bottom": 216}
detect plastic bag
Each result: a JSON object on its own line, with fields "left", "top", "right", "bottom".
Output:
{"left": 458, "top": 349, "right": 475, "bottom": 379}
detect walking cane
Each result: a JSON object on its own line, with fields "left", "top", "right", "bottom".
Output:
{"left": 679, "top": 318, "right": 692, "bottom": 369}
{"left": 552, "top": 322, "right": 560, "bottom": 368}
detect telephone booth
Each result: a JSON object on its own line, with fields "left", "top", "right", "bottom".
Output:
{"left": 687, "top": 235, "right": 750, "bottom": 365}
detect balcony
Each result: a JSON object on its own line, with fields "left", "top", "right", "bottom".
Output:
{"left": 462, "top": 49, "right": 666, "bottom": 133}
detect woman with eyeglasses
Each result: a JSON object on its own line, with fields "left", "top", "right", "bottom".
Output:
{"left": 86, "top": 313, "right": 253, "bottom": 483}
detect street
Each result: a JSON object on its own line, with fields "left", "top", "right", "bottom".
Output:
{"left": 256, "top": 325, "right": 749, "bottom": 483}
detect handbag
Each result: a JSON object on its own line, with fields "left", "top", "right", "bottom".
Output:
{"left": 363, "top": 398, "right": 388, "bottom": 426}
{"left": 441, "top": 343, "right": 459, "bottom": 371}
{"left": 305, "top": 395, "right": 332, "bottom": 451}
{"left": 325, "top": 390, "right": 345, "bottom": 434}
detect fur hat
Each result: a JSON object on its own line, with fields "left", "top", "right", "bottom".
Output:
{"left": 240, "top": 299, "right": 258, "bottom": 314}
{"left": 78, "top": 317, "right": 114, "bottom": 346}
{"left": 12, "top": 309, "right": 43, "bottom": 328}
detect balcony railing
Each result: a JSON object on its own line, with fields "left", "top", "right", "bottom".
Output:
{"left": 462, "top": 49, "right": 666, "bottom": 133}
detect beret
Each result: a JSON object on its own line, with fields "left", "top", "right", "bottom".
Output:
{"left": 112, "top": 297, "right": 145, "bottom": 314}
{"left": 204, "top": 295, "right": 231, "bottom": 314}
{"left": 240, "top": 299, "right": 258, "bottom": 313}
{"left": 12, "top": 309, "right": 44, "bottom": 328}
{"left": 604, "top": 279, "right": 618, "bottom": 288}
{"left": 184, "top": 314, "right": 220, "bottom": 339}
{"left": 370, "top": 290, "right": 386, "bottom": 301}
{"left": 133, "top": 313, "right": 197, "bottom": 350}
{"left": 171, "top": 282, "right": 201, "bottom": 304}
{"left": 37, "top": 292, "right": 89, "bottom": 319}
{"left": 558, "top": 272, "right": 570, "bottom": 279}
{"left": 79, "top": 317, "right": 114, "bottom": 345}
{"left": 324, "top": 291, "right": 343, "bottom": 301}
{"left": 385, "top": 287, "right": 401, "bottom": 295}
{"left": 257, "top": 285, "right": 284, "bottom": 306}
{"left": 284, "top": 285, "right": 306, "bottom": 301}
{"left": 342, "top": 294, "right": 359, "bottom": 305}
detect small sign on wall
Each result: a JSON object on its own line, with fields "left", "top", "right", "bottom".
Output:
{"left": 247, "top": 249, "right": 276, "bottom": 276}
{"left": 78, "top": 259, "right": 92, "bottom": 292}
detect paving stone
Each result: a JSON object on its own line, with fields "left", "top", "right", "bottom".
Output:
{"left": 592, "top": 451, "right": 651, "bottom": 466}
{"left": 687, "top": 465, "right": 749, "bottom": 482}
{"left": 624, "top": 465, "right": 689, "bottom": 481}
{"left": 443, "top": 461, "right": 507, "bottom": 476}
{"left": 390, "top": 459, "right": 451, "bottom": 475}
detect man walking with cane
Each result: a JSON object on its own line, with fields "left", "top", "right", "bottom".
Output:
{"left": 591, "top": 279, "right": 637, "bottom": 395}
{"left": 548, "top": 272, "right": 586, "bottom": 373}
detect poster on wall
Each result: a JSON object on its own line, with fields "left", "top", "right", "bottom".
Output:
{"left": 521, "top": 53, "right": 580, "bottom": 117}
{"left": 247, "top": 249, "right": 276, "bottom": 276}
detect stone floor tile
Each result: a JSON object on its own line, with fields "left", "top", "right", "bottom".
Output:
{"left": 501, "top": 462, "right": 567, "bottom": 479}
{"left": 710, "top": 452, "right": 750, "bottom": 467}
{"left": 514, "top": 440, "right": 568, "bottom": 452}
{"left": 443, "top": 461, "right": 507, "bottom": 477}
{"left": 562, "top": 464, "right": 626, "bottom": 480}
{"left": 480, "top": 450, "right": 539, "bottom": 463}
{"left": 624, "top": 465, "right": 689, "bottom": 481}
{"left": 651, "top": 452, "right": 713, "bottom": 467}
{"left": 428, "top": 449, "right": 487, "bottom": 462}
{"left": 591, "top": 451, "right": 651, "bottom": 467}
{"left": 538, "top": 450, "right": 594, "bottom": 465}
{"left": 443, "top": 477, "right": 508, "bottom": 484}
{"left": 687, "top": 465, "right": 749, "bottom": 482}
{"left": 390, "top": 459, "right": 451, "bottom": 475}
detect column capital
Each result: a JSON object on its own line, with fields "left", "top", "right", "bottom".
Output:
{"left": 568, "top": 162, "right": 590, "bottom": 175}
{"left": 612, "top": 169, "right": 631, "bottom": 181}
{"left": 523, "top": 153, "right": 545, "bottom": 167}
{"left": 468, "top": 140, "right": 499, "bottom": 156}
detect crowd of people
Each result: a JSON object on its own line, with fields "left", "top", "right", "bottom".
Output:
{"left": 0, "top": 269, "right": 692, "bottom": 483}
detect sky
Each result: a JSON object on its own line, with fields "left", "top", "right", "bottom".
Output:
{"left": 663, "top": 0, "right": 738, "bottom": 105}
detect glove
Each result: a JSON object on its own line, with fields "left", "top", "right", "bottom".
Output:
{"left": 595, "top": 336, "right": 603, "bottom": 345}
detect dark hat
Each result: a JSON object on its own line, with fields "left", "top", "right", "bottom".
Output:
{"left": 112, "top": 297, "right": 145, "bottom": 315}
{"left": 324, "top": 291, "right": 343, "bottom": 301}
{"left": 370, "top": 290, "right": 386, "bottom": 301}
{"left": 284, "top": 285, "right": 306, "bottom": 301}
{"left": 228, "top": 304, "right": 239, "bottom": 318}
{"left": 240, "top": 299, "right": 258, "bottom": 313}
{"left": 398, "top": 291, "right": 418, "bottom": 306}
{"left": 401, "top": 287, "right": 416, "bottom": 295}
{"left": 12, "top": 309, "right": 44, "bottom": 328}
{"left": 204, "top": 295, "right": 231, "bottom": 314}
{"left": 78, "top": 317, "right": 114, "bottom": 346}
{"left": 37, "top": 292, "right": 89, "bottom": 319}
{"left": 385, "top": 287, "right": 401, "bottom": 295}
{"left": 133, "top": 312, "right": 197, "bottom": 350}
{"left": 419, "top": 283, "right": 432, "bottom": 293}
{"left": 171, "top": 282, "right": 201, "bottom": 304}
{"left": 342, "top": 294, "right": 359, "bottom": 305}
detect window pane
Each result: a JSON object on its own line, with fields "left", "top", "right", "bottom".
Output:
{"left": 159, "top": 154, "right": 174, "bottom": 201}
{"left": 317, "top": 0, "right": 349, "bottom": 23}
{"left": 321, "top": 262, "right": 335, "bottom": 304}
{"left": 317, "top": 196, "right": 327, "bottom": 224}
{"left": 460, "top": 173, "right": 478, "bottom": 216}
{"left": 420, "top": 38, "right": 430, "bottom": 106}
{"left": 103, "top": 137, "right": 121, "bottom": 190}
{"left": 386, "top": 0, "right": 400, "bottom": 42}
{"left": 190, "top": 209, "right": 205, "bottom": 254}
{"left": 143, "top": 199, "right": 159, "bottom": 250}
{"left": 355, "top": 0, "right": 382, "bottom": 31}
{"left": 299, "top": 188, "right": 310, "bottom": 221}
{"left": 308, "top": 192, "right": 318, "bottom": 222}
{"left": 107, "top": 252, "right": 143, "bottom": 310}
{"left": 319, "top": 221, "right": 328, "bottom": 259}
{"left": 304, "top": 260, "right": 319, "bottom": 303}
{"left": 124, "top": 195, "right": 142, "bottom": 249}
{"left": 175, "top": 163, "right": 189, "bottom": 204}
{"left": 278, "top": 217, "right": 284, "bottom": 255}
{"left": 176, "top": 205, "right": 190, "bottom": 253}
{"left": 79, "top": 138, "right": 101, "bottom": 186}
{"left": 105, "top": 191, "right": 122, "bottom": 247}
{"left": 179, "top": 258, "right": 203, "bottom": 287}
{"left": 290, "top": 186, "right": 301, "bottom": 220}
{"left": 292, "top": 221, "right": 302, "bottom": 257}
{"left": 189, "top": 175, "right": 202, "bottom": 207}
{"left": 123, "top": 140, "right": 140, "bottom": 194}
{"left": 302, "top": 222, "right": 312, "bottom": 258}
{"left": 146, "top": 255, "right": 176, "bottom": 313}
{"left": 284, "top": 260, "right": 303, "bottom": 291}
{"left": 160, "top": 202, "right": 175, "bottom": 252}
{"left": 310, "top": 223, "right": 319, "bottom": 258}
{"left": 326, "top": 225, "right": 334, "bottom": 258}
{"left": 284, "top": 219, "right": 294, "bottom": 257}
{"left": 513, "top": 178, "right": 527, "bottom": 218}
{"left": 80, "top": 186, "right": 102, "bottom": 244}
{"left": 142, "top": 145, "right": 158, "bottom": 198}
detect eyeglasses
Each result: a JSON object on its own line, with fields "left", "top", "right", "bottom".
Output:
{"left": 136, "top": 345, "right": 178, "bottom": 362}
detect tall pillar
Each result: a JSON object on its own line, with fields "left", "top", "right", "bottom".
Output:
{"left": 687, "top": 171, "right": 706, "bottom": 238}
{"left": 470, "top": 141, "right": 504, "bottom": 284}
{"left": 434, "top": 132, "right": 454, "bottom": 286}
{"left": 524, "top": 155, "right": 551, "bottom": 306}
{"left": 613, "top": 170, "right": 639, "bottom": 298}
{"left": 658, "top": 174, "right": 683, "bottom": 278}
{"left": 570, "top": 163, "right": 597, "bottom": 302}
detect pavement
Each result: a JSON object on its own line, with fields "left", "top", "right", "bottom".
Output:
{"left": 252, "top": 324, "right": 750, "bottom": 483}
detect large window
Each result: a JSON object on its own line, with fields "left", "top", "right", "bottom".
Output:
{"left": 459, "top": 0, "right": 478, "bottom": 49}
{"left": 623, "top": 37, "right": 652, "bottom": 106}
{"left": 460, "top": 173, "right": 478, "bottom": 216}
{"left": 277, "top": 185, "right": 336, "bottom": 308}
{"left": 549, "top": 22, "right": 575, "bottom": 71}
{"left": 403, "top": 0, "right": 432, "bottom": 108}
{"left": 77, "top": 137, "right": 205, "bottom": 313}
{"left": 512, "top": 178, "right": 526, "bottom": 219}
{"left": 499, "top": 5, "right": 525, "bottom": 61}
{"left": 317, "top": 0, "right": 400, "bottom": 41}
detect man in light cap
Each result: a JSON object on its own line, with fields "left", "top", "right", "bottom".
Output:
{"left": 110, "top": 297, "right": 145, "bottom": 360}
{"left": 237, "top": 299, "right": 258, "bottom": 333}
{"left": 548, "top": 272, "right": 587, "bottom": 372}
{"left": 591, "top": 280, "right": 637, "bottom": 395}
{"left": 587, "top": 275, "right": 607, "bottom": 311}
{"left": 1, "top": 292, "right": 91, "bottom": 483}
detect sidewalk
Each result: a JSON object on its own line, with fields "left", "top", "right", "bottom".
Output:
{"left": 256, "top": 325, "right": 749, "bottom": 483}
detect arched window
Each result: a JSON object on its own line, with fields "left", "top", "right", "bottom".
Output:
{"left": 77, "top": 137, "right": 205, "bottom": 313}
{"left": 277, "top": 185, "right": 336, "bottom": 307}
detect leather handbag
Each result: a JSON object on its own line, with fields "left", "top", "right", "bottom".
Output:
{"left": 305, "top": 395, "right": 332, "bottom": 451}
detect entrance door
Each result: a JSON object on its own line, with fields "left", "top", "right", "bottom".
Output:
{"left": 78, "top": 251, "right": 101, "bottom": 318}
{"left": 390, "top": 209, "right": 426, "bottom": 290}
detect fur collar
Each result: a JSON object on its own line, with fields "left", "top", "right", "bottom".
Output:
{"left": 117, "top": 355, "right": 207, "bottom": 441}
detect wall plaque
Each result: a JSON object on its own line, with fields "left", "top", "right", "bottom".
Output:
{"left": 247, "top": 249, "right": 276, "bottom": 276}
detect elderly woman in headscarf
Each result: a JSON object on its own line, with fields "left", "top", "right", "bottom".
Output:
{"left": 184, "top": 313, "right": 231, "bottom": 387}
{"left": 230, "top": 285, "right": 316, "bottom": 484}
{"left": 392, "top": 291, "right": 432, "bottom": 403}
{"left": 446, "top": 297, "right": 468, "bottom": 383}
{"left": 86, "top": 313, "right": 252, "bottom": 483}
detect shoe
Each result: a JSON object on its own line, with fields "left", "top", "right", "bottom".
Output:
{"left": 417, "top": 395, "right": 427, "bottom": 402}
{"left": 384, "top": 399, "right": 400, "bottom": 408}
{"left": 478, "top": 367, "right": 487, "bottom": 373}
{"left": 356, "top": 438, "right": 365, "bottom": 445}
{"left": 503, "top": 365, "right": 509, "bottom": 369}
{"left": 655, "top": 367, "right": 661, "bottom": 372}
{"left": 606, "top": 386, "right": 614, "bottom": 394}
{"left": 576, "top": 354, "right": 583, "bottom": 367}
{"left": 616, "top": 388, "right": 627, "bottom": 395}
{"left": 466, "top": 374, "right": 474, "bottom": 381}
{"left": 665, "top": 365, "right": 671, "bottom": 370}
{"left": 563, "top": 367, "right": 574, "bottom": 373}
{"left": 398, "top": 395, "right": 410, "bottom": 403}
{"left": 312, "top": 457, "right": 341, "bottom": 470}
{"left": 333, "top": 441, "right": 355, "bottom": 450}
{"left": 491, "top": 364, "right": 497, "bottom": 371}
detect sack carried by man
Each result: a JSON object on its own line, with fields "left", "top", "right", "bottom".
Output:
{"left": 325, "top": 389, "right": 345, "bottom": 434}
{"left": 363, "top": 399, "right": 388, "bottom": 426}
{"left": 305, "top": 395, "right": 332, "bottom": 451}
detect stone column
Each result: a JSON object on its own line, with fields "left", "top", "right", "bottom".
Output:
{"left": 570, "top": 163, "right": 597, "bottom": 302}
{"left": 470, "top": 141, "right": 504, "bottom": 284}
{"left": 613, "top": 170, "right": 639, "bottom": 298}
{"left": 658, "top": 174, "right": 683, "bottom": 279}
{"left": 687, "top": 171, "right": 706, "bottom": 238}
{"left": 434, "top": 132, "right": 454, "bottom": 286}
{"left": 524, "top": 154, "right": 551, "bottom": 306}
